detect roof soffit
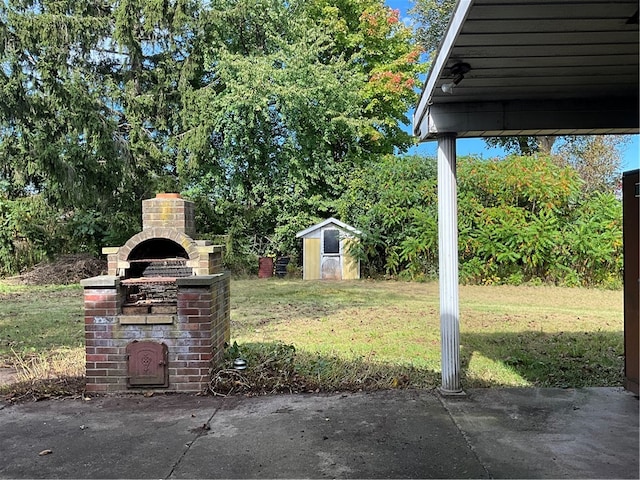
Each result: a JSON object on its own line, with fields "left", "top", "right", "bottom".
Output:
{"left": 413, "top": 0, "right": 640, "bottom": 140}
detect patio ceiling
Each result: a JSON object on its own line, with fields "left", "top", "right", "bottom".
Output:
{"left": 413, "top": 0, "right": 640, "bottom": 140}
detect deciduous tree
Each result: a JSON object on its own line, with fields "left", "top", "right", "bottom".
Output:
{"left": 179, "top": 0, "right": 425, "bottom": 255}
{"left": 554, "top": 135, "right": 629, "bottom": 194}
{"left": 0, "top": 0, "right": 425, "bottom": 268}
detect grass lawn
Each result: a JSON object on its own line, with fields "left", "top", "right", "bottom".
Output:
{"left": 0, "top": 278, "right": 624, "bottom": 396}
{"left": 0, "top": 283, "right": 84, "bottom": 360}
{"left": 229, "top": 279, "right": 623, "bottom": 390}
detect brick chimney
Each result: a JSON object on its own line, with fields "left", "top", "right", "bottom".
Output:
{"left": 142, "top": 193, "right": 196, "bottom": 237}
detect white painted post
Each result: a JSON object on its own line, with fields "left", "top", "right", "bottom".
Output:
{"left": 437, "top": 134, "right": 462, "bottom": 394}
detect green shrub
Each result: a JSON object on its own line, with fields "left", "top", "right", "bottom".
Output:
{"left": 0, "top": 194, "right": 140, "bottom": 276}
{"left": 0, "top": 196, "right": 60, "bottom": 275}
{"left": 338, "top": 154, "right": 438, "bottom": 279}
{"left": 342, "top": 154, "right": 623, "bottom": 287}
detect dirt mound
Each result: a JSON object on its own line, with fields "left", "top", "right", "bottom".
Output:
{"left": 19, "top": 253, "right": 107, "bottom": 285}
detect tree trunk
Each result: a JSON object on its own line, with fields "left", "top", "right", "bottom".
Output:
{"left": 536, "top": 136, "right": 557, "bottom": 154}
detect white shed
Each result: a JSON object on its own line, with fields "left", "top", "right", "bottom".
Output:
{"left": 295, "top": 218, "right": 361, "bottom": 280}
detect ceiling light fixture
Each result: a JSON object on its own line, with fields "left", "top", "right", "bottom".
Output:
{"left": 441, "top": 62, "right": 471, "bottom": 94}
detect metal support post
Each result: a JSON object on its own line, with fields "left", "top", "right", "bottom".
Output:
{"left": 437, "top": 134, "right": 462, "bottom": 394}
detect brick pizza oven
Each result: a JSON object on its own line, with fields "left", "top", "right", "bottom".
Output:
{"left": 80, "top": 193, "right": 230, "bottom": 393}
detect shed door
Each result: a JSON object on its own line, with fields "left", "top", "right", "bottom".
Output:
{"left": 321, "top": 229, "right": 341, "bottom": 280}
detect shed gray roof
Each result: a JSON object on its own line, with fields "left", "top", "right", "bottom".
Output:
{"left": 413, "top": 0, "right": 639, "bottom": 140}
{"left": 295, "top": 217, "right": 362, "bottom": 239}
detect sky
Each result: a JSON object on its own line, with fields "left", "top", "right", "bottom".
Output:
{"left": 384, "top": 0, "right": 640, "bottom": 172}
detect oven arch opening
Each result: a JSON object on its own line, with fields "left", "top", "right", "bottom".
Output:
{"left": 128, "top": 238, "right": 189, "bottom": 261}
{"left": 125, "top": 238, "right": 192, "bottom": 279}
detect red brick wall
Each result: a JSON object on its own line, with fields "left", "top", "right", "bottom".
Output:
{"left": 81, "top": 273, "right": 231, "bottom": 393}
{"left": 83, "top": 281, "right": 123, "bottom": 392}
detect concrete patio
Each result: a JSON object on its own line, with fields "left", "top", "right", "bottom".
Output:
{"left": 0, "top": 387, "right": 637, "bottom": 478}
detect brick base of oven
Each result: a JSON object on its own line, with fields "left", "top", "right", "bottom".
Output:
{"left": 81, "top": 273, "right": 230, "bottom": 393}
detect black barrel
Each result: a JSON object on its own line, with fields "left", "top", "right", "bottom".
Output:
{"left": 275, "top": 256, "right": 290, "bottom": 278}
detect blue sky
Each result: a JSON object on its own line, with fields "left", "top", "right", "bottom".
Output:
{"left": 385, "top": 0, "right": 640, "bottom": 172}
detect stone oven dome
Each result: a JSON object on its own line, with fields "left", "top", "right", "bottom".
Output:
{"left": 101, "top": 194, "right": 224, "bottom": 277}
